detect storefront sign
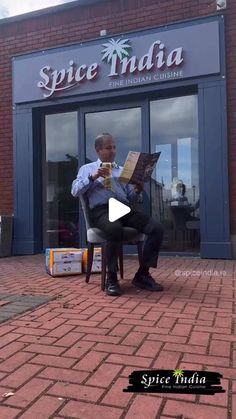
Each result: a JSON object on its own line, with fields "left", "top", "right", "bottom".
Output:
{"left": 13, "top": 19, "right": 221, "bottom": 103}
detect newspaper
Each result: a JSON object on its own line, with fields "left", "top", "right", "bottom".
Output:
{"left": 119, "top": 151, "right": 161, "bottom": 184}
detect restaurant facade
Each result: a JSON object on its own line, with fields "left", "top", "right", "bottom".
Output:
{"left": 0, "top": 0, "right": 235, "bottom": 258}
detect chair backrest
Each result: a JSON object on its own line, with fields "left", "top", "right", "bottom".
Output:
{"left": 79, "top": 194, "right": 92, "bottom": 230}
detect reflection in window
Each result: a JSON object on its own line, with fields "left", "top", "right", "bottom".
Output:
{"left": 150, "top": 95, "right": 200, "bottom": 252}
{"left": 177, "top": 138, "right": 199, "bottom": 204}
{"left": 85, "top": 108, "right": 141, "bottom": 165}
{"left": 177, "top": 138, "right": 191, "bottom": 187}
{"left": 155, "top": 144, "right": 172, "bottom": 190}
{"left": 44, "top": 112, "right": 79, "bottom": 248}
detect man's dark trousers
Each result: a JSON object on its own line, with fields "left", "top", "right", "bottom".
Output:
{"left": 90, "top": 204, "right": 164, "bottom": 273}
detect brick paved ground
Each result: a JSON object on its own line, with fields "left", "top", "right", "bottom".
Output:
{"left": 0, "top": 254, "right": 235, "bottom": 418}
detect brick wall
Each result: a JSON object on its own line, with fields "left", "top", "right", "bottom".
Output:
{"left": 0, "top": 0, "right": 235, "bottom": 232}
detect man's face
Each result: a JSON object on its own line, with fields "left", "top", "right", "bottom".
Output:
{"left": 97, "top": 136, "right": 116, "bottom": 162}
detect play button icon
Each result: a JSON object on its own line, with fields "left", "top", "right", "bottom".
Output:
{"left": 108, "top": 198, "right": 131, "bottom": 222}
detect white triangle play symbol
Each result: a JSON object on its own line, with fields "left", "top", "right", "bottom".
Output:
{"left": 109, "top": 198, "right": 131, "bottom": 222}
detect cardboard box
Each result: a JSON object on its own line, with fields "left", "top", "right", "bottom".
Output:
{"left": 49, "top": 261, "right": 82, "bottom": 276}
{"left": 46, "top": 248, "right": 83, "bottom": 277}
{"left": 86, "top": 260, "right": 102, "bottom": 273}
{"left": 82, "top": 247, "right": 102, "bottom": 273}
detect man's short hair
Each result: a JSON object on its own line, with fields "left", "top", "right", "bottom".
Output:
{"left": 95, "top": 133, "right": 112, "bottom": 150}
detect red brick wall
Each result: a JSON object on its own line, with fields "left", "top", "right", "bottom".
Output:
{"left": 0, "top": 0, "right": 235, "bottom": 232}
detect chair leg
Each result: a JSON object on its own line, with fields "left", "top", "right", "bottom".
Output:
{"left": 101, "top": 243, "right": 107, "bottom": 291}
{"left": 85, "top": 242, "right": 94, "bottom": 283}
{"left": 118, "top": 244, "right": 124, "bottom": 279}
{"left": 137, "top": 241, "right": 143, "bottom": 265}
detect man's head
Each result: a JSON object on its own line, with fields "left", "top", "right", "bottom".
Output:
{"left": 95, "top": 133, "right": 116, "bottom": 163}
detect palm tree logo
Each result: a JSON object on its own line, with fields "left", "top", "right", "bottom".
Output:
{"left": 172, "top": 369, "right": 184, "bottom": 378}
{"left": 101, "top": 38, "right": 132, "bottom": 63}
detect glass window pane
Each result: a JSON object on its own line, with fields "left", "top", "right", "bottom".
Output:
{"left": 44, "top": 112, "right": 79, "bottom": 248}
{"left": 85, "top": 108, "right": 141, "bottom": 164}
{"left": 150, "top": 95, "right": 200, "bottom": 252}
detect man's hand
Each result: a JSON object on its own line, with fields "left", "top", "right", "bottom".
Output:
{"left": 133, "top": 180, "right": 144, "bottom": 194}
{"left": 91, "top": 167, "right": 110, "bottom": 181}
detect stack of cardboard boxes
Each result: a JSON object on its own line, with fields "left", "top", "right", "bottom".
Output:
{"left": 46, "top": 247, "right": 102, "bottom": 277}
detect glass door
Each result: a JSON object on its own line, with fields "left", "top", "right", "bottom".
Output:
{"left": 80, "top": 105, "right": 144, "bottom": 248}
{"left": 43, "top": 112, "right": 79, "bottom": 248}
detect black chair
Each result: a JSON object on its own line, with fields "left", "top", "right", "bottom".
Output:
{"left": 79, "top": 195, "right": 145, "bottom": 291}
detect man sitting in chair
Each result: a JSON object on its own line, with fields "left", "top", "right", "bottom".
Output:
{"left": 71, "top": 133, "right": 164, "bottom": 296}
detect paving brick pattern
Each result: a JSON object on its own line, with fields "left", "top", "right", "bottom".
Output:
{"left": 0, "top": 254, "right": 235, "bottom": 418}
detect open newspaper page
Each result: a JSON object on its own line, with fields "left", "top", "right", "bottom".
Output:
{"left": 119, "top": 151, "right": 161, "bottom": 184}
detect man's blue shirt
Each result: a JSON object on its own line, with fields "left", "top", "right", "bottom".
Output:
{"left": 71, "top": 158, "right": 139, "bottom": 209}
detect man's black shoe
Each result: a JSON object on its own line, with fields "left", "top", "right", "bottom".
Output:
{"left": 132, "top": 273, "right": 163, "bottom": 292}
{"left": 105, "top": 279, "right": 121, "bottom": 296}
